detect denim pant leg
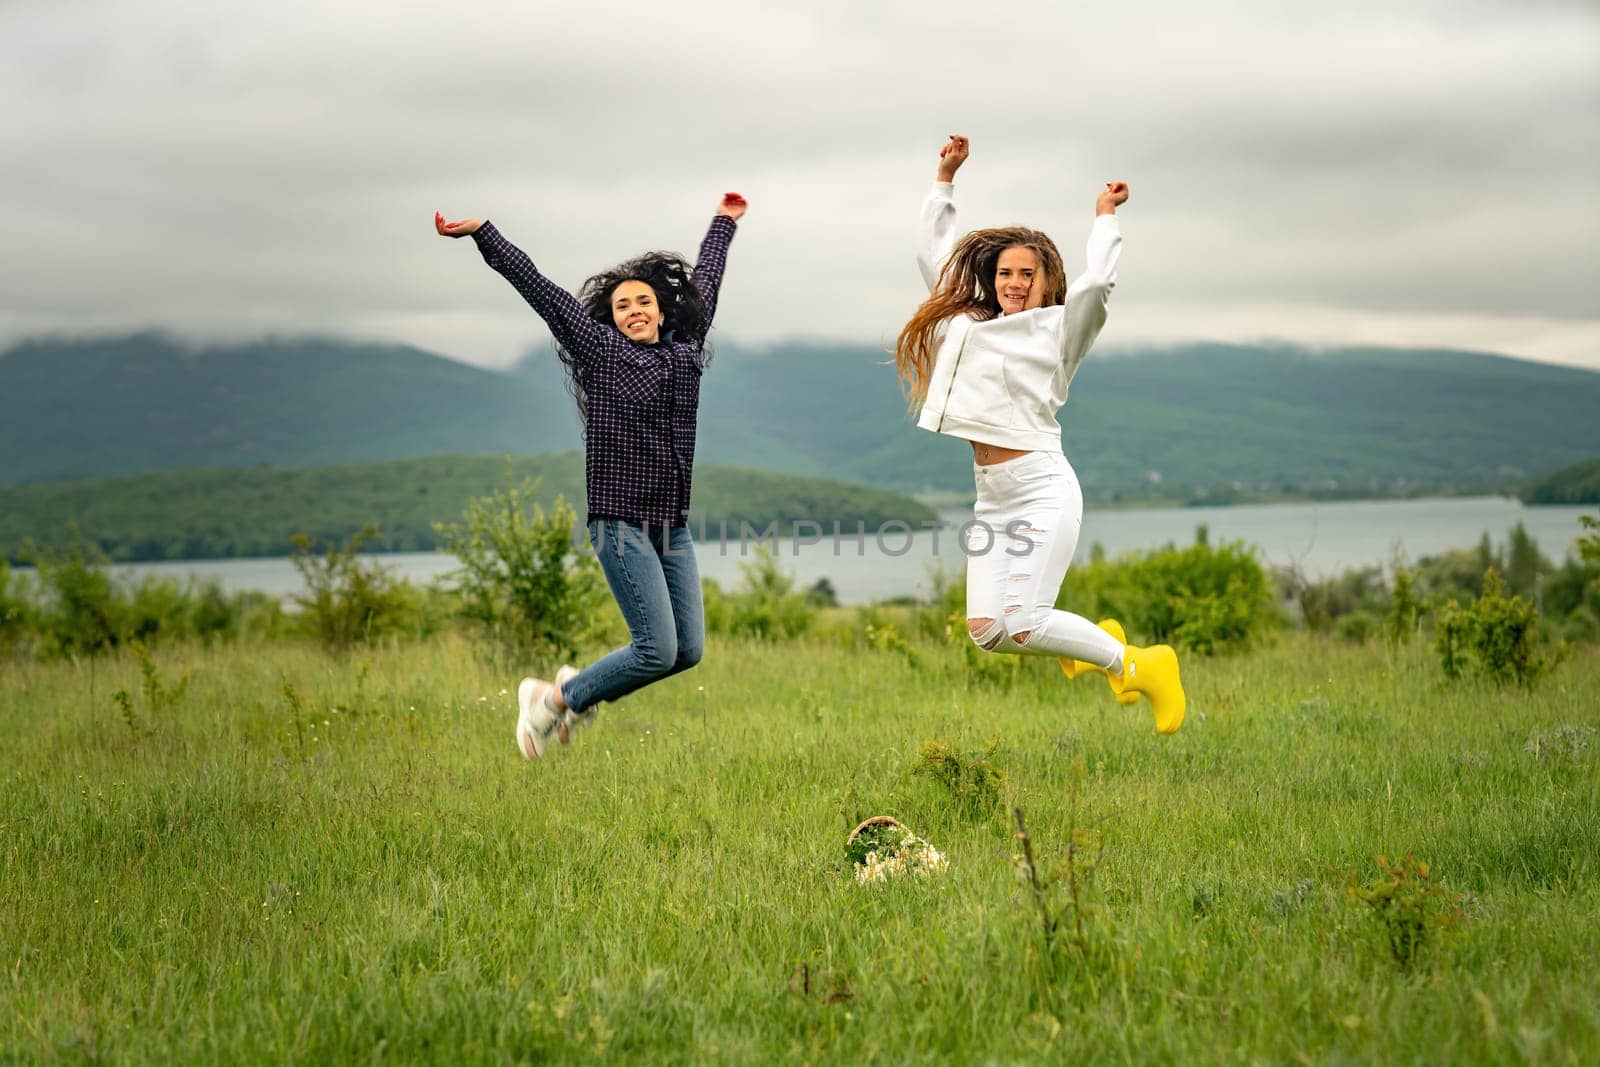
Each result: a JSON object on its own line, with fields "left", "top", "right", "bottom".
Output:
{"left": 656, "top": 524, "right": 705, "bottom": 677}
{"left": 561, "top": 520, "right": 680, "bottom": 713}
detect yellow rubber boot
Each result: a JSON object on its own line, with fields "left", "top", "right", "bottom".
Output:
{"left": 1058, "top": 619, "right": 1141, "bottom": 707}
{"left": 1109, "top": 643, "right": 1186, "bottom": 734}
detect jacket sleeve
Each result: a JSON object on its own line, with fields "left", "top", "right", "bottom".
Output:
{"left": 1057, "top": 214, "right": 1122, "bottom": 375}
{"left": 916, "top": 181, "right": 959, "bottom": 291}
{"left": 690, "top": 215, "right": 739, "bottom": 327}
{"left": 471, "top": 221, "right": 608, "bottom": 367}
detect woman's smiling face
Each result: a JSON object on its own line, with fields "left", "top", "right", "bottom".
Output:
{"left": 994, "top": 245, "right": 1046, "bottom": 315}
{"left": 611, "top": 280, "right": 663, "bottom": 343}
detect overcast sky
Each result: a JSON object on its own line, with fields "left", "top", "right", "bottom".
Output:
{"left": 3, "top": 0, "right": 1597, "bottom": 370}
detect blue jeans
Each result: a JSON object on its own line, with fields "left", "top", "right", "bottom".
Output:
{"left": 561, "top": 520, "right": 705, "bottom": 714}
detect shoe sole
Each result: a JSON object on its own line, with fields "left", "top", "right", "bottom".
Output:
{"left": 552, "top": 666, "right": 580, "bottom": 746}
{"left": 516, "top": 677, "right": 547, "bottom": 760}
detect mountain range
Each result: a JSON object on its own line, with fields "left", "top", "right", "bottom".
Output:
{"left": 3, "top": 332, "right": 1596, "bottom": 498}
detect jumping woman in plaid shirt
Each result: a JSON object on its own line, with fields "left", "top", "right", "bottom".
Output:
{"left": 436, "top": 193, "right": 747, "bottom": 759}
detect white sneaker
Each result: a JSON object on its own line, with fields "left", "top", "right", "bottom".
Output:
{"left": 515, "top": 676, "right": 562, "bottom": 760}
{"left": 550, "top": 665, "right": 586, "bottom": 745}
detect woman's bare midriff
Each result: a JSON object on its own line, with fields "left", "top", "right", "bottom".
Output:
{"left": 970, "top": 440, "right": 1032, "bottom": 466}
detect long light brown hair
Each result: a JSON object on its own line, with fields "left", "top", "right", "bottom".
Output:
{"left": 894, "top": 227, "right": 1066, "bottom": 408}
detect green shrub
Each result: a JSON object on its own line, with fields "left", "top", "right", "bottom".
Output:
{"left": 225, "top": 589, "right": 292, "bottom": 644}
{"left": 910, "top": 565, "right": 966, "bottom": 641}
{"left": 1339, "top": 855, "right": 1463, "bottom": 969}
{"left": 2, "top": 544, "right": 292, "bottom": 657}
{"left": 911, "top": 737, "right": 1006, "bottom": 820}
{"left": 122, "top": 575, "right": 192, "bottom": 644}
{"left": 863, "top": 618, "right": 922, "bottom": 669}
{"left": 701, "top": 577, "right": 736, "bottom": 636}
{"left": 0, "top": 561, "right": 30, "bottom": 657}
{"left": 1335, "top": 610, "right": 1380, "bottom": 643}
{"left": 805, "top": 577, "right": 838, "bottom": 608}
{"left": 1285, "top": 564, "right": 1385, "bottom": 634}
{"left": 1580, "top": 512, "right": 1600, "bottom": 564}
{"left": 1541, "top": 513, "right": 1600, "bottom": 643}
{"left": 718, "top": 545, "right": 815, "bottom": 641}
{"left": 289, "top": 525, "right": 416, "bottom": 652}
{"left": 1414, "top": 537, "right": 1497, "bottom": 608}
{"left": 1435, "top": 569, "right": 1565, "bottom": 687}
{"left": 434, "top": 475, "right": 609, "bottom": 661}
{"left": 1503, "top": 522, "right": 1550, "bottom": 599}
{"left": 1384, "top": 568, "right": 1423, "bottom": 645}
{"left": 189, "top": 578, "right": 234, "bottom": 643}
{"left": 1060, "top": 534, "right": 1280, "bottom": 654}
{"left": 111, "top": 641, "right": 193, "bottom": 738}
{"left": 25, "top": 532, "right": 118, "bottom": 658}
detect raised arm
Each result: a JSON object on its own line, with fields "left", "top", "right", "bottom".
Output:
{"left": 1058, "top": 182, "right": 1129, "bottom": 373}
{"left": 917, "top": 135, "right": 969, "bottom": 289}
{"left": 690, "top": 193, "right": 745, "bottom": 326}
{"left": 434, "top": 211, "right": 607, "bottom": 364}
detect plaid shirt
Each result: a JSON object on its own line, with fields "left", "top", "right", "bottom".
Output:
{"left": 473, "top": 215, "right": 736, "bottom": 526}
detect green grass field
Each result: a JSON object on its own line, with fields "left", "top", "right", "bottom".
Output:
{"left": 3, "top": 632, "right": 1597, "bottom": 1063}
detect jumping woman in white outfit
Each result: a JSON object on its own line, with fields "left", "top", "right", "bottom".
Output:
{"left": 895, "top": 135, "right": 1185, "bottom": 733}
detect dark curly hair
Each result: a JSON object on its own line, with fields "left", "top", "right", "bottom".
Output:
{"left": 555, "top": 251, "right": 713, "bottom": 425}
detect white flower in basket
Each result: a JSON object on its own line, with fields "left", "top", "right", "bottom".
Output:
{"left": 846, "top": 816, "right": 949, "bottom": 885}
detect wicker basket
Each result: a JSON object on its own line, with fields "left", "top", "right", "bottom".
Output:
{"left": 847, "top": 815, "right": 905, "bottom": 848}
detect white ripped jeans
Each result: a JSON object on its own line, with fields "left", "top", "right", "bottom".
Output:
{"left": 965, "top": 450, "right": 1124, "bottom": 671}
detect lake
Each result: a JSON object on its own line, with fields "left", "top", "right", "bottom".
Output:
{"left": 95, "top": 496, "right": 1593, "bottom": 606}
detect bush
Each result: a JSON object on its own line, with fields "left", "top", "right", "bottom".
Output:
{"left": 1384, "top": 568, "right": 1423, "bottom": 645}
{"left": 25, "top": 532, "right": 119, "bottom": 658}
{"left": 1059, "top": 532, "right": 1280, "bottom": 654}
{"left": 433, "top": 474, "right": 609, "bottom": 661}
{"left": 1503, "top": 521, "right": 1550, "bottom": 599}
{"left": 701, "top": 577, "right": 736, "bottom": 637}
{"left": 911, "top": 738, "right": 1006, "bottom": 820}
{"left": 122, "top": 575, "right": 192, "bottom": 644}
{"left": 1413, "top": 536, "right": 1497, "bottom": 608}
{"left": 0, "top": 561, "right": 31, "bottom": 657}
{"left": 217, "top": 588, "right": 292, "bottom": 645}
{"left": 289, "top": 525, "right": 416, "bottom": 652}
{"left": 713, "top": 545, "right": 816, "bottom": 640}
{"left": 1339, "top": 855, "right": 1463, "bottom": 969}
{"left": 1334, "top": 610, "right": 1380, "bottom": 643}
{"left": 1283, "top": 564, "right": 1385, "bottom": 634}
{"left": 909, "top": 565, "right": 966, "bottom": 641}
{"left": 5, "top": 539, "right": 294, "bottom": 657}
{"left": 1541, "top": 512, "right": 1600, "bottom": 643}
{"left": 1435, "top": 569, "right": 1565, "bottom": 687}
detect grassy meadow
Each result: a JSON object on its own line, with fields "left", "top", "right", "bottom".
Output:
{"left": 3, "top": 630, "right": 1598, "bottom": 1063}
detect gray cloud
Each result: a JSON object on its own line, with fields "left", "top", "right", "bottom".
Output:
{"left": 2, "top": 0, "right": 1596, "bottom": 369}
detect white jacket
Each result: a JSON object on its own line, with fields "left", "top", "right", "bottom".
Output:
{"left": 914, "top": 181, "right": 1122, "bottom": 452}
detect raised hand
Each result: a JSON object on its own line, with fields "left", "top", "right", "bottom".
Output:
{"left": 716, "top": 192, "right": 748, "bottom": 221}
{"left": 434, "top": 211, "right": 483, "bottom": 238}
{"left": 1096, "top": 182, "right": 1130, "bottom": 215}
{"left": 936, "top": 135, "right": 970, "bottom": 182}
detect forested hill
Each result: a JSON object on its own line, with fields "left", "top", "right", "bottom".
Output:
{"left": 0, "top": 333, "right": 578, "bottom": 483}
{"left": 0, "top": 455, "right": 938, "bottom": 563}
{"left": 1520, "top": 457, "right": 1600, "bottom": 505}
{"left": 4, "top": 332, "right": 1597, "bottom": 497}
